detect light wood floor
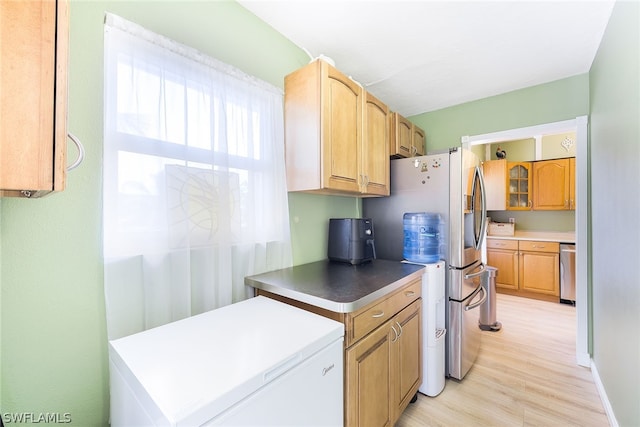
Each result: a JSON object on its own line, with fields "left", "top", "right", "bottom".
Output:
{"left": 397, "top": 293, "right": 609, "bottom": 427}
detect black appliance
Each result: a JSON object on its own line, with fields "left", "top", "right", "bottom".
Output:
{"left": 327, "top": 218, "right": 376, "bottom": 265}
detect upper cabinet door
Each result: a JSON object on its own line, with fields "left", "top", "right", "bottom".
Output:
{"left": 285, "top": 60, "right": 392, "bottom": 197}
{"left": 532, "top": 159, "right": 571, "bottom": 210}
{"left": 0, "top": 0, "right": 69, "bottom": 197}
{"left": 507, "top": 162, "right": 532, "bottom": 210}
{"left": 411, "top": 126, "right": 425, "bottom": 157}
{"left": 390, "top": 113, "right": 412, "bottom": 158}
{"left": 482, "top": 159, "right": 507, "bottom": 211}
{"left": 362, "top": 92, "right": 390, "bottom": 196}
{"left": 321, "top": 65, "right": 362, "bottom": 193}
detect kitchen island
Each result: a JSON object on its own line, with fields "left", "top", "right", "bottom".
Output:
{"left": 245, "top": 258, "right": 425, "bottom": 427}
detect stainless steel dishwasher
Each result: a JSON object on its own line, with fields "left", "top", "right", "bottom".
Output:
{"left": 560, "top": 244, "right": 576, "bottom": 304}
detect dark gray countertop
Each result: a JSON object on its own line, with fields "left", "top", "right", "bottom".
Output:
{"left": 244, "top": 259, "right": 425, "bottom": 313}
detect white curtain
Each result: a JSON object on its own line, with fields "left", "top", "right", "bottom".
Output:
{"left": 103, "top": 14, "right": 292, "bottom": 340}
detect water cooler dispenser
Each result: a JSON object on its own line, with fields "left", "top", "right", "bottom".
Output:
{"left": 418, "top": 261, "right": 446, "bottom": 397}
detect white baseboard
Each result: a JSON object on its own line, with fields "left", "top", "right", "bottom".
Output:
{"left": 577, "top": 351, "right": 590, "bottom": 367}
{"left": 591, "top": 359, "right": 619, "bottom": 427}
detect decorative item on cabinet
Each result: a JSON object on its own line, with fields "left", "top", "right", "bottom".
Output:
{"left": 284, "top": 59, "right": 389, "bottom": 197}
{"left": 0, "top": 0, "right": 83, "bottom": 198}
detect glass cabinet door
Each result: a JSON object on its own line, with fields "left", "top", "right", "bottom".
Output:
{"left": 507, "top": 162, "right": 531, "bottom": 210}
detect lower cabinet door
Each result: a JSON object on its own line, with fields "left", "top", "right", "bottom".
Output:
{"left": 345, "top": 319, "right": 393, "bottom": 427}
{"left": 519, "top": 251, "right": 560, "bottom": 295}
{"left": 392, "top": 299, "right": 422, "bottom": 421}
{"left": 487, "top": 248, "right": 519, "bottom": 290}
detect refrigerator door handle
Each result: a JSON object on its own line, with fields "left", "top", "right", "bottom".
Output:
{"left": 474, "top": 165, "right": 488, "bottom": 250}
{"left": 464, "top": 285, "right": 487, "bottom": 312}
{"left": 464, "top": 263, "right": 486, "bottom": 280}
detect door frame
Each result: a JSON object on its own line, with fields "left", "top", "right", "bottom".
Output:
{"left": 461, "top": 116, "right": 589, "bottom": 367}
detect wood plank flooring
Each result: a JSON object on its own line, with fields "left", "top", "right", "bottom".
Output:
{"left": 396, "top": 293, "right": 609, "bottom": 427}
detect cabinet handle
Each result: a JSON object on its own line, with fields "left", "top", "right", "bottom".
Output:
{"left": 391, "top": 325, "right": 399, "bottom": 343}
{"left": 532, "top": 244, "right": 545, "bottom": 249}
{"left": 404, "top": 291, "right": 415, "bottom": 298}
{"left": 372, "top": 310, "right": 385, "bottom": 318}
{"left": 67, "top": 133, "right": 85, "bottom": 171}
{"left": 396, "top": 321, "right": 403, "bottom": 337}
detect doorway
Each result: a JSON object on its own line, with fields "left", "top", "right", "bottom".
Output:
{"left": 462, "top": 116, "right": 589, "bottom": 366}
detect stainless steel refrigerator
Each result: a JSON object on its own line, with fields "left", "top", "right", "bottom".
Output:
{"left": 363, "top": 147, "right": 488, "bottom": 380}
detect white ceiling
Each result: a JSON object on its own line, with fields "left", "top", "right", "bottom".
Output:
{"left": 237, "top": 0, "right": 615, "bottom": 117}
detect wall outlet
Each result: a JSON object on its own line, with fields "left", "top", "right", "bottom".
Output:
{"left": 508, "top": 218, "right": 515, "bottom": 224}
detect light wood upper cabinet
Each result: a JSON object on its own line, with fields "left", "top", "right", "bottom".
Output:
{"left": 0, "top": 0, "right": 69, "bottom": 197}
{"left": 390, "top": 112, "right": 412, "bottom": 158}
{"left": 484, "top": 158, "right": 576, "bottom": 211}
{"left": 482, "top": 159, "right": 507, "bottom": 210}
{"left": 411, "top": 125, "right": 425, "bottom": 156}
{"left": 284, "top": 59, "right": 389, "bottom": 197}
{"left": 532, "top": 158, "right": 571, "bottom": 210}
{"left": 569, "top": 157, "right": 576, "bottom": 210}
{"left": 362, "top": 92, "right": 390, "bottom": 196}
{"left": 390, "top": 112, "right": 425, "bottom": 158}
{"left": 507, "top": 162, "right": 532, "bottom": 210}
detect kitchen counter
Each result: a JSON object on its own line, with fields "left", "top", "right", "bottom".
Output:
{"left": 487, "top": 230, "right": 575, "bottom": 243}
{"left": 244, "top": 259, "right": 425, "bottom": 313}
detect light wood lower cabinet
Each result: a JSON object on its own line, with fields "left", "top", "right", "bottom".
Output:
{"left": 487, "top": 239, "right": 560, "bottom": 301}
{"left": 518, "top": 241, "right": 560, "bottom": 296}
{"left": 485, "top": 239, "right": 518, "bottom": 290}
{"left": 346, "top": 298, "right": 421, "bottom": 427}
{"left": 390, "top": 299, "right": 421, "bottom": 421}
{"left": 257, "top": 278, "right": 422, "bottom": 427}
{"left": 346, "top": 312, "right": 393, "bottom": 427}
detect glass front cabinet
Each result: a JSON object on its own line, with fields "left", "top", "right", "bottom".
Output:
{"left": 507, "top": 162, "right": 532, "bottom": 210}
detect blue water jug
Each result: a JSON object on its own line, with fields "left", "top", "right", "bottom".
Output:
{"left": 403, "top": 212, "right": 442, "bottom": 264}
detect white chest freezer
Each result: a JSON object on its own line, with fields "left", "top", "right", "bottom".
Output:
{"left": 109, "top": 296, "right": 344, "bottom": 426}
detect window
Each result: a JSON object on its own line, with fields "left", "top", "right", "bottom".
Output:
{"left": 103, "top": 14, "right": 291, "bottom": 340}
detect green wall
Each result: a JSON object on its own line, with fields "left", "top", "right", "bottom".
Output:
{"left": 408, "top": 73, "right": 587, "bottom": 233}
{"left": 0, "top": 1, "right": 357, "bottom": 425}
{"left": 1, "top": 0, "right": 635, "bottom": 425}
{"left": 410, "top": 73, "right": 589, "bottom": 153}
{"left": 589, "top": 1, "right": 640, "bottom": 425}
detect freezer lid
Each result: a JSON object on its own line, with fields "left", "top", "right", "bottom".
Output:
{"left": 109, "top": 296, "right": 344, "bottom": 426}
